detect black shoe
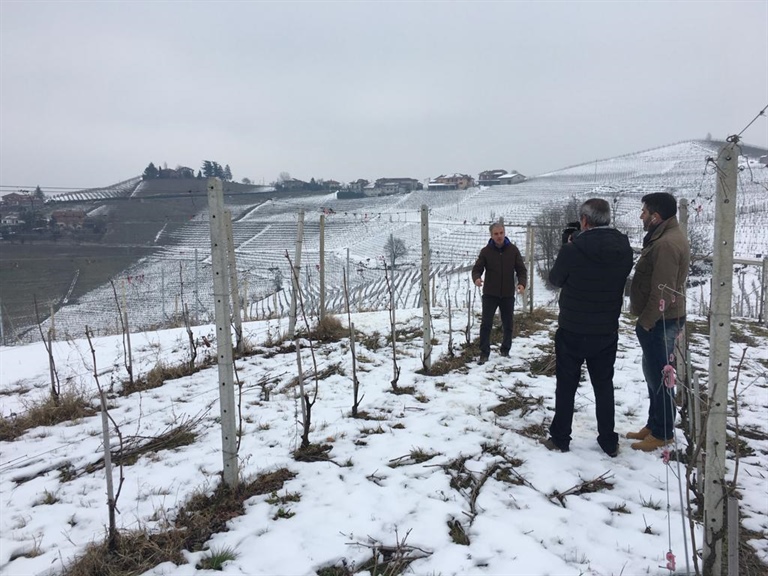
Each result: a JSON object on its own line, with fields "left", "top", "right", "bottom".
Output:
{"left": 540, "top": 437, "right": 569, "bottom": 452}
{"left": 601, "top": 444, "right": 619, "bottom": 458}
{"left": 478, "top": 355, "right": 489, "bottom": 365}
{"left": 500, "top": 350, "right": 510, "bottom": 357}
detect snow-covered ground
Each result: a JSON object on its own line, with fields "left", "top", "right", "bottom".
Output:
{"left": 1, "top": 304, "right": 766, "bottom": 575}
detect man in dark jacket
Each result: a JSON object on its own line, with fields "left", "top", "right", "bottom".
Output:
{"left": 471, "top": 222, "right": 527, "bottom": 364}
{"left": 542, "top": 198, "right": 633, "bottom": 456}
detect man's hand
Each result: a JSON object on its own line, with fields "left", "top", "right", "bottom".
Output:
{"left": 516, "top": 284, "right": 525, "bottom": 294}
{"left": 474, "top": 278, "right": 483, "bottom": 287}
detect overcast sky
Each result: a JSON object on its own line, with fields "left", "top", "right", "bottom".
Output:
{"left": 1, "top": 1, "right": 766, "bottom": 190}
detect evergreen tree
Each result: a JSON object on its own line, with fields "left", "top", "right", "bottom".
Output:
{"left": 143, "top": 162, "right": 159, "bottom": 180}
{"left": 202, "top": 160, "right": 214, "bottom": 178}
{"left": 197, "top": 170, "right": 203, "bottom": 179}
{"left": 224, "top": 164, "right": 232, "bottom": 181}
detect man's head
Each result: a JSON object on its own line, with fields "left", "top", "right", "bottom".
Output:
{"left": 640, "top": 192, "right": 677, "bottom": 231}
{"left": 579, "top": 198, "right": 611, "bottom": 230}
{"left": 489, "top": 222, "right": 505, "bottom": 247}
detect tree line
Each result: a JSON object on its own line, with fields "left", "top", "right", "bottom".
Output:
{"left": 142, "top": 161, "right": 234, "bottom": 182}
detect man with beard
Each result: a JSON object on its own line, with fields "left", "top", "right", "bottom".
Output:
{"left": 627, "top": 192, "right": 690, "bottom": 451}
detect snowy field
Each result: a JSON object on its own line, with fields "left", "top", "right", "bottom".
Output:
{"left": 1, "top": 304, "right": 767, "bottom": 575}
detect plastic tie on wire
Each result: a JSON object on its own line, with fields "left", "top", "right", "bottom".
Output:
{"left": 662, "top": 448, "right": 671, "bottom": 464}
{"left": 659, "top": 299, "right": 666, "bottom": 312}
{"left": 666, "top": 550, "right": 676, "bottom": 571}
{"left": 663, "top": 365, "right": 676, "bottom": 388}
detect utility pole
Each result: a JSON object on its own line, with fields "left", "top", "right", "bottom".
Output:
{"left": 206, "top": 177, "right": 238, "bottom": 488}
{"left": 703, "top": 137, "right": 739, "bottom": 576}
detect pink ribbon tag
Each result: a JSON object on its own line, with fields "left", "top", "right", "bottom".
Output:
{"left": 663, "top": 365, "right": 676, "bottom": 388}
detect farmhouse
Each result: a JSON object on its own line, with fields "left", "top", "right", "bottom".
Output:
{"left": 428, "top": 173, "right": 475, "bottom": 190}
{"left": 1, "top": 213, "right": 23, "bottom": 226}
{"left": 478, "top": 169, "right": 509, "bottom": 186}
{"left": 51, "top": 209, "right": 87, "bottom": 229}
{"left": 1, "top": 192, "right": 35, "bottom": 207}
{"left": 499, "top": 171, "right": 526, "bottom": 185}
{"left": 478, "top": 169, "right": 526, "bottom": 186}
{"left": 374, "top": 177, "right": 422, "bottom": 195}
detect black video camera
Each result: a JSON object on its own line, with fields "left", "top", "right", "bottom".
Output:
{"left": 561, "top": 221, "right": 581, "bottom": 244}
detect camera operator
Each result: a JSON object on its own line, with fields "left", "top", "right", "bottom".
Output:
{"left": 542, "top": 198, "right": 633, "bottom": 456}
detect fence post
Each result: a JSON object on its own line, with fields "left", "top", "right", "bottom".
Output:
{"left": 124, "top": 310, "right": 133, "bottom": 381}
{"left": 98, "top": 389, "right": 117, "bottom": 547}
{"left": 161, "top": 266, "right": 166, "bottom": 320}
{"left": 703, "top": 138, "right": 739, "bottom": 576}
{"left": 320, "top": 214, "right": 326, "bottom": 321}
{"left": 288, "top": 210, "right": 305, "bottom": 337}
{"left": 194, "top": 248, "right": 200, "bottom": 324}
{"left": 526, "top": 222, "right": 534, "bottom": 313}
{"left": 761, "top": 256, "right": 768, "bottom": 327}
{"left": 224, "top": 211, "right": 243, "bottom": 353}
{"left": 206, "top": 177, "right": 238, "bottom": 488}
{"left": 421, "top": 204, "right": 432, "bottom": 370}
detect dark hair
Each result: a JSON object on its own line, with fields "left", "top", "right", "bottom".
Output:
{"left": 579, "top": 198, "right": 611, "bottom": 227}
{"left": 641, "top": 192, "right": 677, "bottom": 220}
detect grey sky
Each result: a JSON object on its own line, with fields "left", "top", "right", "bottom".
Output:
{"left": 1, "top": 1, "right": 766, "bottom": 190}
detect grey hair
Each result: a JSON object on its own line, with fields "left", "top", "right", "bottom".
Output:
{"left": 488, "top": 221, "right": 505, "bottom": 234}
{"left": 579, "top": 198, "right": 611, "bottom": 227}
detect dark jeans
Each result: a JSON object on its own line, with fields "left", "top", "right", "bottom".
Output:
{"left": 549, "top": 328, "right": 619, "bottom": 452}
{"left": 479, "top": 295, "right": 514, "bottom": 356}
{"left": 635, "top": 317, "right": 684, "bottom": 440}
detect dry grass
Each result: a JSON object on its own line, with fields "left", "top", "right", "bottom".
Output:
{"left": 526, "top": 346, "right": 557, "bottom": 377}
{"left": 0, "top": 389, "right": 96, "bottom": 441}
{"left": 421, "top": 342, "right": 479, "bottom": 376}
{"left": 62, "top": 468, "right": 296, "bottom": 576}
{"left": 491, "top": 392, "right": 544, "bottom": 418}
{"left": 514, "top": 308, "right": 557, "bottom": 337}
{"left": 309, "top": 314, "right": 347, "bottom": 343}
{"left": 121, "top": 359, "right": 205, "bottom": 396}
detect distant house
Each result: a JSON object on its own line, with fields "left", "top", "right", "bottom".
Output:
{"left": 52, "top": 209, "right": 87, "bottom": 229}
{"left": 349, "top": 179, "right": 369, "bottom": 192}
{"left": 374, "top": 178, "right": 422, "bottom": 195}
{"left": 429, "top": 173, "right": 475, "bottom": 191}
{"left": 1, "top": 213, "right": 23, "bottom": 226}
{"left": 478, "top": 169, "right": 526, "bottom": 186}
{"left": 498, "top": 171, "right": 526, "bottom": 185}
{"left": 157, "top": 166, "right": 195, "bottom": 179}
{"left": 1, "top": 192, "right": 34, "bottom": 207}
{"left": 478, "top": 170, "right": 509, "bottom": 186}
{"left": 324, "top": 179, "right": 342, "bottom": 190}
{"left": 280, "top": 178, "right": 308, "bottom": 191}
{"left": 759, "top": 155, "right": 768, "bottom": 167}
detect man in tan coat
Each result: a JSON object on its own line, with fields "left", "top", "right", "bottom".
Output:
{"left": 628, "top": 192, "right": 690, "bottom": 451}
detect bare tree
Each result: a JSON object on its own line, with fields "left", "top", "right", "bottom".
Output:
{"left": 384, "top": 235, "right": 407, "bottom": 269}
{"left": 534, "top": 196, "right": 581, "bottom": 281}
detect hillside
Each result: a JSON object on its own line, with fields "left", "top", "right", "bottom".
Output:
{"left": 2, "top": 139, "right": 767, "bottom": 343}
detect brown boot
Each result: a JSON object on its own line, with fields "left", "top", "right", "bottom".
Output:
{"left": 630, "top": 434, "right": 671, "bottom": 452}
{"left": 625, "top": 427, "right": 651, "bottom": 440}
